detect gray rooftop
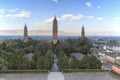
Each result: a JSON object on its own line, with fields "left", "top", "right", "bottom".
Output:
{"left": 25, "top": 53, "right": 34, "bottom": 60}
{"left": 70, "top": 53, "right": 84, "bottom": 60}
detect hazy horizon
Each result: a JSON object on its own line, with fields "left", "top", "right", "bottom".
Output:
{"left": 0, "top": 29, "right": 120, "bottom": 36}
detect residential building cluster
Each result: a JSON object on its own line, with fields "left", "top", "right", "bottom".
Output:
{"left": 91, "top": 38, "right": 120, "bottom": 73}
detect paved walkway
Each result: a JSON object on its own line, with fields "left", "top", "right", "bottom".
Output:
{"left": 50, "top": 63, "right": 60, "bottom": 72}
{"left": 48, "top": 54, "right": 64, "bottom": 80}
{"left": 47, "top": 72, "right": 64, "bottom": 80}
{"left": 50, "top": 54, "right": 60, "bottom": 72}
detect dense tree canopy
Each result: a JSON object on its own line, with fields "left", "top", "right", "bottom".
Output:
{"left": 0, "top": 37, "right": 101, "bottom": 71}
{"left": 80, "top": 55, "right": 102, "bottom": 69}
{"left": 0, "top": 39, "right": 54, "bottom": 70}
{"left": 57, "top": 50, "right": 69, "bottom": 70}
{"left": 57, "top": 37, "right": 92, "bottom": 56}
{"left": 69, "top": 59, "right": 80, "bottom": 69}
{"left": 36, "top": 56, "right": 50, "bottom": 70}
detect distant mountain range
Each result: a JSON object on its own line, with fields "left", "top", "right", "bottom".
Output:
{"left": 0, "top": 30, "right": 78, "bottom": 36}
{"left": 0, "top": 30, "right": 120, "bottom": 36}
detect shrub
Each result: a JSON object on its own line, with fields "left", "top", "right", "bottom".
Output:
{"left": 63, "top": 69, "right": 108, "bottom": 73}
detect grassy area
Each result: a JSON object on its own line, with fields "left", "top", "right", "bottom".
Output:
{"left": 0, "top": 70, "right": 48, "bottom": 73}
{"left": 63, "top": 69, "right": 109, "bottom": 73}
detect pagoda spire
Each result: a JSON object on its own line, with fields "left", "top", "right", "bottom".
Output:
{"left": 52, "top": 16, "right": 58, "bottom": 44}
{"left": 24, "top": 23, "right": 28, "bottom": 42}
{"left": 81, "top": 25, "right": 85, "bottom": 37}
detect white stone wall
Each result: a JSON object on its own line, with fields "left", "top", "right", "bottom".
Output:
{"left": 115, "top": 57, "right": 120, "bottom": 65}
{"left": 103, "top": 55, "right": 115, "bottom": 63}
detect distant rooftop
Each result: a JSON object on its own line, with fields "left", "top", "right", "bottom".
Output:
{"left": 70, "top": 53, "right": 84, "bottom": 60}
{"left": 106, "top": 53, "right": 120, "bottom": 58}
{"left": 25, "top": 53, "right": 34, "bottom": 60}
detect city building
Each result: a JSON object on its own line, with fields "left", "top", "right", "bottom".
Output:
{"left": 52, "top": 16, "right": 58, "bottom": 44}
{"left": 24, "top": 24, "right": 28, "bottom": 42}
{"left": 102, "top": 53, "right": 120, "bottom": 65}
{"left": 103, "top": 45, "right": 120, "bottom": 53}
{"left": 103, "top": 54, "right": 116, "bottom": 63}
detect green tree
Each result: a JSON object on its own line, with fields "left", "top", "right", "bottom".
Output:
{"left": 80, "top": 45, "right": 90, "bottom": 54}
{"left": 36, "top": 56, "right": 50, "bottom": 70}
{"left": 32, "top": 50, "right": 42, "bottom": 63}
{"left": 76, "top": 47, "right": 82, "bottom": 52}
{"left": 80, "top": 55, "right": 102, "bottom": 69}
{"left": 32, "top": 50, "right": 42, "bottom": 69}
{"left": 5, "top": 52, "right": 17, "bottom": 69}
{"left": 18, "top": 56, "right": 32, "bottom": 70}
{"left": 5, "top": 49, "right": 24, "bottom": 69}
{"left": 0, "top": 57, "right": 8, "bottom": 71}
{"left": 89, "top": 56, "right": 102, "bottom": 69}
{"left": 69, "top": 59, "right": 80, "bottom": 69}
{"left": 80, "top": 55, "right": 90, "bottom": 69}
{"left": 45, "top": 50, "right": 54, "bottom": 68}
{"left": 58, "top": 50, "right": 69, "bottom": 70}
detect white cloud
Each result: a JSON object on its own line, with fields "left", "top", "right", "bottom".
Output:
{"left": 88, "top": 16, "right": 93, "bottom": 19}
{"left": 0, "top": 8, "right": 31, "bottom": 19}
{"left": 33, "top": 14, "right": 84, "bottom": 28}
{"left": 60, "top": 14, "right": 84, "bottom": 20}
{"left": 0, "top": 9, "right": 5, "bottom": 13}
{"left": 59, "top": 14, "right": 73, "bottom": 20}
{"left": 61, "top": 14, "right": 73, "bottom": 18}
{"left": 0, "top": 8, "right": 19, "bottom": 13}
{"left": 97, "top": 17, "right": 104, "bottom": 20}
{"left": 44, "top": 17, "right": 53, "bottom": 24}
{"left": 71, "top": 15, "right": 84, "bottom": 20}
{"left": 8, "top": 8, "right": 19, "bottom": 12}
{"left": 43, "top": 14, "right": 84, "bottom": 23}
{"left": 85, "top": 2, "right": 91, "bottom": 7}
{"left": 97, "top": 6, "right": 101, "bottom": 9}
{"left": 52, "top": 0, "right": 58, "bottom": 3}
{"left": 0, "top": 15, "right": 4, "bottom": 18}
{"left": 114, "top": 17, "right": 120, "bottom": 20}
{"left": 33, "top": 17, "right": 54, "bottom": 27}
{"left": 6, "top": 11, "right": 31, "bottom": 18}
